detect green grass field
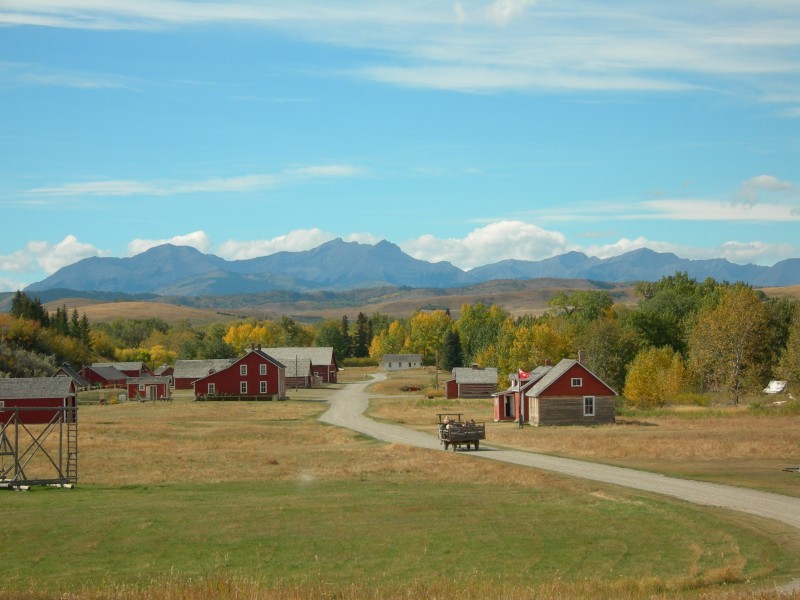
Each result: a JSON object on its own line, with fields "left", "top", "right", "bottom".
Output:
{"left": 3, "top": 381, "right": 800, "bottom": 599}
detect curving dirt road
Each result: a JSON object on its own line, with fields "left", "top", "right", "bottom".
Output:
{"left": 320, "top": 373, "right": 800, "bottom": 532}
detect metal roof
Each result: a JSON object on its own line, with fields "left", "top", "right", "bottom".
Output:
{"left": 382, "top": 354, "right": 422, "bottom": 363}
{"left": 126, "top": 376, "right": 172, "bottom": 385}
{"left": 93, "top": 361, "right": 147, "bottom": 371}
{"left": 173, "top": 359, "right": 235, "bottom": 379}
{"left": 86, "top": 365, "right": 127, "bottom": 381}
{"left": 0, "top": 377, "right": 75, "bottom": 399}
{"left": 451, "top": 366, "right": 498, "bottom": 384}
{"left": 264, "top": 347, "right": 337, "bottom": 367}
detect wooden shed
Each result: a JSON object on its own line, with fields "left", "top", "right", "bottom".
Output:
{"left": 194, "top": 345, "right": 286, "bottom": 401}
{"left": 53, "top": 362, "right": 90, "bottom": 391}
{"left": 80, "top": 364, "right": 127, "bottom": 388}
{"left": 445, "top": 365, "right": 498, "bottom": 399}
{"left": 525, "top": 359, "right": 617, "bottom": 426}
{"left": 126, "top": 376, "right": 172, "bottom": 402}
{"left": 492, "top": 366, "right": 551, "bottom": 422}
{"left": 0, "top": 377, "right": 77, "bottom": 425}
{"left": 92, "top": 361, "right": 153, "bottom": 378}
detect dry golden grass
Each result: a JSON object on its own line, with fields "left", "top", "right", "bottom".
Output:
{"left": 46, "top": 300, "right": 240, "bottom": 325}
{"left": 79, "top": 396, "right": 565, "bottom": 490}
{"left": 367, "top": 371, "right": 800, "bottom": 495}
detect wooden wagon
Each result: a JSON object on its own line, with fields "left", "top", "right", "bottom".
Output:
{"left": 437, "top": 413, "right": 485, "bottom": 451}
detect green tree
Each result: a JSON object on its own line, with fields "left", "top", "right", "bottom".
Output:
{"left": 456, "top": 303, "right": 508, "bottom": 364}
{"left": 353, "top": 312, "right": 371, "bottom": 358}
{"left": 577, "top": 307, "right": 643, "bottom": 393}
{"left": 408, "top": 310, "right": 452, "bottom": 364}
{"left": 548, "top": 290, "right": 613, "bottom": 323}
{"left": 315, "top": 319, "right": 351, "bottom": 362}
{"left": 688, "top": 286, "right": 769, "bottom": 404}
{"left": 776, "top": 304, "right": 800, "bottom": 384}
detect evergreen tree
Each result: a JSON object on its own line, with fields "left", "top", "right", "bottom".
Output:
{"left": 441, "top": 329, "right": 464, "bottom": 372}
{"left": 354, "top": 312, "right": 370, "bottom": 358}
{"left": 340, "top": 315, "right": 351, "bottom": 358}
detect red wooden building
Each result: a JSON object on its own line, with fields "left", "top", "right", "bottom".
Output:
{"left": 126, "top": 377, "right": 172, "bottom": 402}
{"left": 445, "top": 365, "right": 498, "bottom": 399}
{"left": 525, "top": 358, "right": 617, "bottom": 426}
{"left": 264, "top": 347, "right": 339, "bottom": 384}
{"left": 193, "top": 345, "right": 286, "bottom": 400}
{"left": 92, "top": 361, "right": 153, "bottom": 378}
{"left": 80, "top": 365, "right": 127, "bottom": 388}
{"left": 492, "top": 366, "right": 552, "bottom": 423}
{"left": 0, "top": 377, "right": 77, "bottom": 425}
{"left": 172, "top": 359, "right": 235, "bottom": 390}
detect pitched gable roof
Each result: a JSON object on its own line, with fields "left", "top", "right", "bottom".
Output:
{"left": 86, "top": 365, "right": 127, "bottom": 382}
{"left": 527, "top": 359, "right": 616, "bottom": 397}
{"left": 0, "top": 377, "right": 75, "bottom": 400}
{"left": 174, "top": 359, "right": 236, "bottom": 380}
{"left": 93, "top": 361, "right": 147, "bottom": 372}
{"left": 451, "top": 366, "right": 498, "bottom": 384}
{"left": 263, "top": 347, "right": 337, "bottom": 368}
{"left": 54, "top": 363, "right": 90, "bottom": 388}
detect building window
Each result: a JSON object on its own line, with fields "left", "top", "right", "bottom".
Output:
{"left": 139, "top": 384, "right": 145, "bottom": 391}
{"left": 260, "top": 364, "right": 267, "bottom": 376}
{"left": 240, "top": 365, "right": 247, "bottom": 376}
{"left": 208, "top": 383, "right": 216, "bottom": 395}
{"left": 240, "top": 381, "right": 248, "bottom": 394}
{"left": 583, "top": 396, "right": 595, "bottom": 416}
{"left": 571, "top": 377, "right": 583, "bottom": 387}
{"left": 260, "top": 381, "right": 267, "bottom": 394}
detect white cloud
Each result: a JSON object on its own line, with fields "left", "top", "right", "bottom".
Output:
{"left": 127, "top": 231, "right": 213, "bottom": 256}
{"left": 0, "top": 235, "right": 104, "bottom": 277}
{"left": 401, "top": 220, "right": 572, "bottom": 269}
{"left": 217, "top": 229, "right": 338, "bottom": 261}
{"left": 640, "top": 199, "right": 800, "bottom": 222}
{"left": 736, "top": 174, "right": 795, "bottom": 205}
{"left": 27, "top": 164, "right": 364, "bottom": 197}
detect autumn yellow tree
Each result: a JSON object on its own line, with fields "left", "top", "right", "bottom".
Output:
{"left": 776, "top": 304, "right": 800, "bottom": 384}
{"left": 369, "top": 319, "right": 409, "bottom": 359}
{"left": 407, "top": 310, "right": 452, "bottom": 364}
{"left": 623, "top": 347, "right": 687, "bottom": 409}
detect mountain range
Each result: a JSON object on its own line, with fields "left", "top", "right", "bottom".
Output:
{"left": 24, "top": 239, "right": 800, "bottom": 296}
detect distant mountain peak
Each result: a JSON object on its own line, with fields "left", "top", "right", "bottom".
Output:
{"left": 23, "top": 241, "right": 799, "bottom": 296}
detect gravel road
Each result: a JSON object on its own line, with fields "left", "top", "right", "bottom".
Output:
{"left": 320, "top": 373, "right": 800, "bottom": 531}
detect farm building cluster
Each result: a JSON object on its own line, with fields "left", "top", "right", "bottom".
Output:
{"left": 441, "top": 355, "right": 617, "bottom": 427}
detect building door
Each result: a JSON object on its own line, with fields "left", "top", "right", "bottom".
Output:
{"left": 147, "top": 385, "right": 158, "bottom": 401}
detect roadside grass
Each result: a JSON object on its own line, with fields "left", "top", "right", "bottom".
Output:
{"left": 4, "top": 378, "right": 800, "bottom": 598}
{"left": 367, "top": 372, "right": 800, "bottom": 497}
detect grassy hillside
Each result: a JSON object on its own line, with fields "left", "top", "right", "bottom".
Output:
{"left": 43, "top": 300, "right": 243, "bottom": 325}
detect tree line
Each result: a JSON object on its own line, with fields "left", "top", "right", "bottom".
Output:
{"left": 3, "top": 275, "right": 799, "bottom": 406}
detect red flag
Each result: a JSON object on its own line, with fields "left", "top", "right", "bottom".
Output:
{"left": 518, "top": 369, "right": 530, "bottom": 379}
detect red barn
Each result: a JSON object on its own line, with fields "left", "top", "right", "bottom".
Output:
{"left": 264, "top": 347, "right": 339, "bottom": 384}
{"left": 173, "top": 359, "right": 235, "bottom": 390}
{"left": 126, "top": 377, "right": 172, "bottom": 402}
{"left": 0, "top": 377, "right": 77, "bottom": 425}
{"left": 193, "top": 346, "right": 286, "bottom": 400}
{"left": 526, "top": 358, "right": 617, "bottom": 426}
{"left": 81, "top": 365, "right": 127, "bottom": 388}
{"left": 492, "top": 366, "right": 552, "bottom": 423}
{"left": 92, "top": 361, "right": 153, "bottom": 378}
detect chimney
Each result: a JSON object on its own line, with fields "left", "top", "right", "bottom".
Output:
{"left": 544, "top": 358, "right": 552, "bottom": 367}
{"left": 257, "top": 343, "right": 262, "bottom": 351}
{"left": 578, "top": 351, "right": 587, "bottom": 365}
{"left": 250, "top": 343, "right": 255, "bottom": 352}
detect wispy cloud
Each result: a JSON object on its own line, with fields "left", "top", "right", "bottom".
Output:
{"left": 3, "top": 1, "right": 798, "bottom": 104}
{"left": 217, "top": 229, "right": 380, "bottom": 261}
{"left": 27, "top": 164, "right": 365, "bottom": 197}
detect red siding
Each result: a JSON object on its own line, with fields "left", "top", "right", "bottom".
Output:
{"left": 194, "top": 351, "right": 285, "bottom": 400}
{"left": 0, "top": 397, "right": 74, "bottom": 425}
{"left": 126, "top": 381, "right": 170, "bottom": 401}
{"left": 541, "top": 363, "right": 615, "bottom": 398}
{"left": 445, "top": 379, "right": 458, "bottom": 399}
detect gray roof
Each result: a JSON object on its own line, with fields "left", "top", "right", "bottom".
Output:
{"left": 87, "top": 365, "right": 127, "bottom": 382}
{"left": 127, "top": 376, "right": 172, "bottom": 386}
{"left": 54, "top": 363, "right": 90, "bottom": 388}
{"left": 451, "top": 366, "right": 498, "bottom": 385}
{"left": 264, "top": 347, "right": 337, "bottom": 368}
{"left": 93, "top": 361, "right": 147, "bottom": 372}
{"left": 0, "top": 377, "right": 75, "bottom": 400}
{"left": 284, "top": 358, "right": 313, "bottom": 378}
{"left": 173, "top": 359, "right": 235, "bottom": 380}
{"left": 382, "top": 354, "right": 421, "bottom": 363}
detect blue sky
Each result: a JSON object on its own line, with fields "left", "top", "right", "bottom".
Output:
{"left": 1, "top": 1, "right": 799, "bottom": 291}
